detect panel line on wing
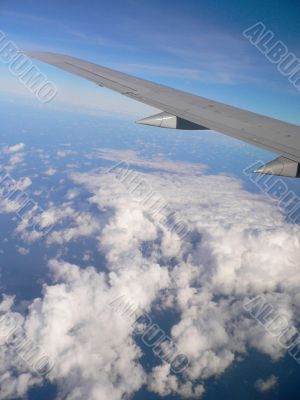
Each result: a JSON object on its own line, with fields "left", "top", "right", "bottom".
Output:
{"left": 64, "top": 62, "right": 138, "bottom": 93}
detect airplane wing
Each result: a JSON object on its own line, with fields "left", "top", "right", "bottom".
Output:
{"left": 28, "top": 51, "right": 300, "bottom": 177}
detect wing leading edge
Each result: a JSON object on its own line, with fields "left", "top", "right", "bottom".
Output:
{"left": 28, "top": 51, "right": 300, "bottom": 176}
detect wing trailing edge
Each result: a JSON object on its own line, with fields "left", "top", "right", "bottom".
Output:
{"left": 27, "top": 51, "right": 300, "bottom": 176}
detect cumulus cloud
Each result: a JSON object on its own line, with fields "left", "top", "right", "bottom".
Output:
{"left": 148, "top": 364, "right": 205, "bottom": 398}
{"left": 65, "top": 189, "right": 80, "bottom": 200}
{"left": 17, "top": 177, "right": 32, "bottom": 190}
{"left": 0, "top": 150, "right": 299, "bottom": 399}
{"left": 8, "top": 153, "right": 24, "bottom": 166}
{"left": 44, "top": 168, "right": 56, "bottom": 176}
{"left": 16, "top": 246, "right": 29, "bottom": 255}
{"left": 255, "top": 375, "right": 278, "bottom": 392}
{"left": 45, "top": 206, "right": 101, "bottom": 245}
{"left": 0, "top": 259, "right": 168, "bottom": 400}
{"left": 0, "top": 175, "right": 32, "bottom": 215}
{"left": 4, "top": 143, "right": 25, "bottom": 154}
{"left": 0, "top": 180, "right": 101, "bottom": 243}
{"left": 70, "top": 152, "right": 300, "bottom": 388}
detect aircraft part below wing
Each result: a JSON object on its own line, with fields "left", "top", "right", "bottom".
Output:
{"left": 28, "top": 52, "right": 300, "bottom": 176}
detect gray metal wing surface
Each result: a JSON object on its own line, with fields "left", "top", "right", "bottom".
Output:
{"left": 28, "top": 51, "right": 300, "bottom": 176}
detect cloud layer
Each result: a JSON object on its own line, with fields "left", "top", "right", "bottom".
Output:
{"left": 0, "top": 150, "right": 300, "bottom": 399}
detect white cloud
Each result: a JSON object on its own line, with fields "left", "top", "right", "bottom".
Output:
{"left": 65, "top": 189, "right": 80, "bottom": 200}
{"left": 70, "top": 151, "right": 300, "bottom": 385}
{"left": 148, "top": 364, "right": 205, "bottom": 398}
{"left": 45, "top": 168, "right": 56, "bottom": 176}
{"left": 17, "top": 177, "right": 32, "bottom": 191}
{"left": 4, "top": 143, "right": 25, "bottom": 154}
{"left": 0, "top": 260, "right": 164, "bottom": 399}
{"left": 0, "top": 194, "right": 101, "bottom": 244}
{"left": 8, "top": 153, "right": 24, "bottom": 166}
{"left": 46, "top": 209, "right": 101, "bottom": 245}
{"left": 255, "top": 375, "right": 278, "bottom": 392}
{"left": 16, "top": 246, "right": 29, "bottom": 256}
{"left": 0, "top": 295, "right": 15, "bottom": 313}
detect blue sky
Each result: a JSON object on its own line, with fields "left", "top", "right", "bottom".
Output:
{"left": 0, "top": 0, "right": 300, "bottom": 125}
